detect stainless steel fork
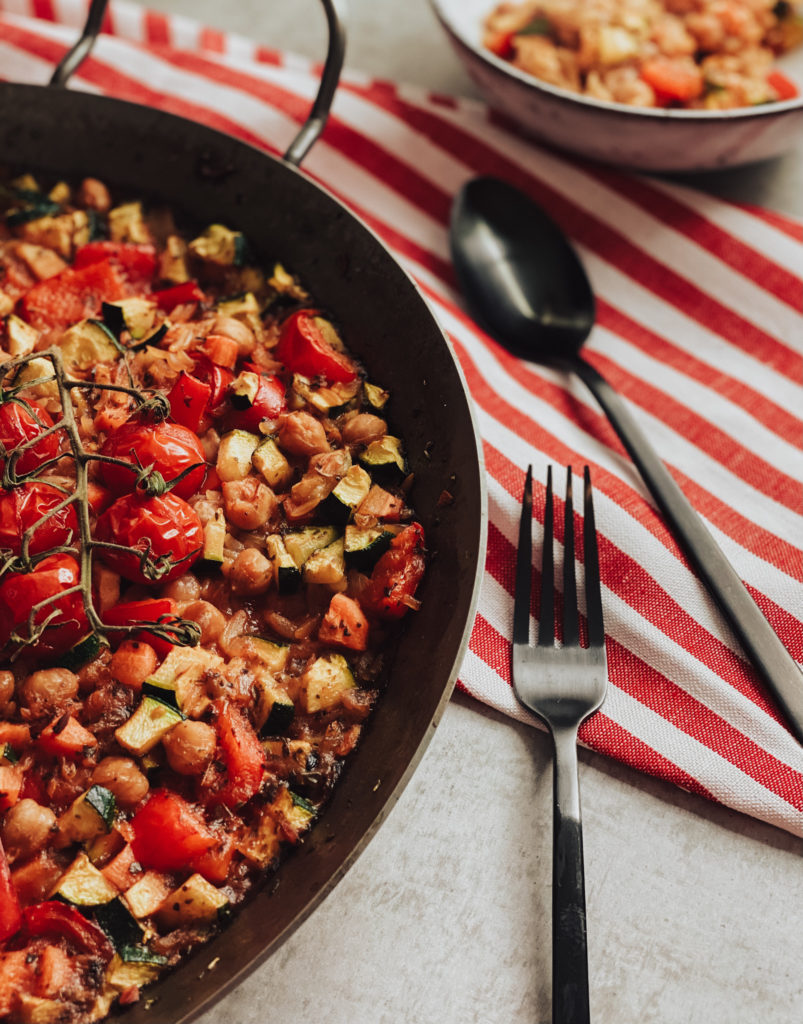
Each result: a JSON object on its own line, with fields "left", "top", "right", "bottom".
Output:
{"left": 512, "top": 465, "right": 608, "bottom": 1024}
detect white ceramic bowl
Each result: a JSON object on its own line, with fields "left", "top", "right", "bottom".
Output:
{"left": 429, "top": 0, "right": 803, "bottom": 172}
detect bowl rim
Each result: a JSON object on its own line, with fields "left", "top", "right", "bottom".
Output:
{"left": 429, "top": 0, "right": 803, "bottom": 122}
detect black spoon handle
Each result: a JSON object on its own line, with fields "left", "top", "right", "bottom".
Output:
{"left": 551, "top": 725, "right": 590, "bottom": 1024}
{"left": 572, "top": 354, "right": 803, "bottom": 746}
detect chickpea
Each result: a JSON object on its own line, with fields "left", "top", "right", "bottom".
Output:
{"left": 109, "top": 639, "right": 158, "bottom": 691}
{"left": 182, "top": 600, "right": 226, "bottom": 644}
{"left": 222, "top": 477, "right": 277, "bottom": 531}
{"left": 341, "top": 413, "right": 387, "bottom": 446}
{"left": 163, "top": 720, "right": 217, "bottom": 776}
{"left": 0, "top": 670, "right": 15, "bottom": 709}
{"left": 278, "top": 411, "right": 330, "bottom": 456}
{"left": 2, "top": 799, "right": 56, "bottom": 860}
{"left": 91, "top": 757, "right": 149, "bottom": 809}
{"left": 77, "top": 177, "right": 111, "bottom": 213}
{"left": 21, "top": 668, "right": 78, "bottom": 717}
{"left": 229, "top": 548, "right": 273, "bottom": 597}
{"left": 162, "top": 573, "right": 201, "bottom": 603}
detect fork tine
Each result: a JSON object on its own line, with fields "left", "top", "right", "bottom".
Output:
{"left": 536, "top": 465, "right": 554, "bottom": 647}
{"left": 583, "top": 465, "right": 605, "bottom": 648}
{"left": 513, "top": 465, "right": 533, "bottom": 646}
{"left": 562, "top": 466, "right": 579, "bottom": 647}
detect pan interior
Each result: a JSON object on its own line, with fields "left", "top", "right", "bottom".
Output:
{"left": 1, "top": 83, "right": 487, "bottom": 1022}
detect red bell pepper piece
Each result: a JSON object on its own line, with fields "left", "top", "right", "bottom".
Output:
{"left": 38, "top": 715, "right": 97, "bottom": 758}
{"left": 168, "top": 371, "right": 212, "bottom": 433}
{"left": 130, "top": 790, "right": 217, "bottom": 872}
{"left": 275, "top": 309, "right": 358, "bottom": 384}
{"left": 20, "top": 259, "right": 128, "bottom": 331}
{"left": 153, "top": 281, "right": 206, "bottom": 312}
{"left": 364, "top": 522, "right": 426, "bottom": 620}
{"left": 21, "top": 901, "right": 114, "bottom": 961}
{"left": 767, "top": 70, "right": 799, "bottom": 101}
{"left": 485, "top": 28, "right": 515, "bottom": 58}
{"left": 0, "top": 766, "right": 22, "bottom": 813}
{"left": 73, "top": 242, "right": 158, "bottom": 287}
{"left": 0, "top": 838, "right": 22, "bottom": 941}
{"left": 211, "top": 700, "right": 267, "bottom": 808}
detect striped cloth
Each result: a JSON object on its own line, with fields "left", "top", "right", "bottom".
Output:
{"left": 2, "top": 0, "right": 802, "bottom": 838}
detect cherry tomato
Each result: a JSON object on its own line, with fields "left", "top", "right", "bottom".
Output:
{"left": 20, "top": 259, "right": 128, "bottom": 332}
{"left": 98, "top": 419, "right": 207, "bottom": 500}
{"left": 22, "top": 901, "right": 113, "bottom": 960}
{"left": 228, "top": 368, "right": 286, "bottom": 433}
{"left": 73, "top": 241, "right": 158, "bottom": 287}
{"left": 193, "top": 356, "right": 234, "bottom": 411}
{"left": 0, "top": 481, "right": 78, "bottom": 556}
{"left": 275, "top": 309, "right": 358, "bottom": 384}
{"left": 95, "top": 492, "right": 203, "bottom": 584}
{"left": 364, "top": 522, "right": 426, "bottom": 619}
{"left": 0, "top": 553, "right": 87, "bottom": 655}
{"left": 0, "top": 399, "right": 61, "bottom": 478}
{"left": 168, "top": 371, "right": 212, "bottom": 434}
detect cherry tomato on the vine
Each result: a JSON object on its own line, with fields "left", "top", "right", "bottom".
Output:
{"left": 95, "top": 492, "right": 203, "bottom": 584}
{"left": 98, "top": 419, "right": 207, "bottom": 500}
{"left": 0, "top": 481, "right": 78, "bottom": 555}
{"left": 0, "top": 553, "right": 87, "bottom": 656}
{"left": 0, "top": 400, "right": 61, "bottom": 478}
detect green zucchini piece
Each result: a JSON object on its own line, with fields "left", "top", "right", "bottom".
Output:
{"left": 358, "top": 435, "right": 406, "bottom": 479}
{"left": 157, "top": 873, "right": 229, "bottom": 928}
{"left": 265, "top": 535, "right": 302, "bottom": 595}
{"left": 84, "top": 785, "right": 117, "bottom": 830}
{"left": 216, "top": 291, "right": 260, "bottom": 319}
{"left": 283, "top": 526, "right": 340, "bottom": 568}
{"left": 6, "top": 200, "right": 61, "bottom": 227}
{"left": 92, "top": 898, "right": 144, "bottom": 949}
{"left": 217, "top": 429, "right": 260, "bottom": 482}
{"left": 252, "top": 437, "right": 291, "bottom": 490}
{"left": 299, "top": 653, "right": 356, "bottom": 713}
{"left": 202, "top": 508, "right": 226, "bottom": 565}
{"left": 226, "top": 635, "right": 289, "bottom": 674}
{"left": 1, "top": 744, "right": 19, "bottom": 764}
{"left": 107, "top": 955, "right": 163, "bottom": 992}
{"left": 5, "top": 315, "right": 39, "bottom": 358}
{"left": 302, "top": 537, "right": 346, "bottom": 586}
{"left": 58, "top": 319, "right": 121, "bottom": 371}
{"left": 114, "top": 696, "right": 182, "bottom": 757}
{"left": 141, "top": 679, "right": 182, "bottom": 714}
{"left": 189, "top": 224, "right": 248, "bottom": 267}
{"left": 344, "top": 525, "right": 393, "bottom": 571}
{"left": 264, "top": 699, "right": 295, "bottom": 735}
{"left": 55, "top": 853, "right": 117, "bottom": 907}
{"left": 56, "top": 632, "right": 108, "bottom": 672}
{"left": 118, "top": 944, "right": 168, "bottom": 966}
{"left": 102, "top": 298, "right": 156, "bottom": 341}
{"left": 229, "top": 371, "right": 260, "bottom": 409}
{"left": 320, "top": 465, "right": 372, "bottom": 525}
{"left": 363, "top": 381, "right": 389, "bottom": 411}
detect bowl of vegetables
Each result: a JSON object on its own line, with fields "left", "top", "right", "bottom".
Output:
{"left": 429, "top": 0, "right": 803, "bottom": 171}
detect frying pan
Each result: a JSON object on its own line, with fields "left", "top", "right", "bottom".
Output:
{"left": 0, "top": 1, "right": 487, "bottom": 1019}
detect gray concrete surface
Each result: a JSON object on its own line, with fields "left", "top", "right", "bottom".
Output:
{"left": 138, "top": 2, "right": 803, "bottom": 1021}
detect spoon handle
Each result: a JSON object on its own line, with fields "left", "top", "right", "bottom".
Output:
{"left": 573, "top": 354, "right": 803, "bottom": 745}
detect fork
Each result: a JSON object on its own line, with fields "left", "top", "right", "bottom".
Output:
{"left": 512, "top": 465, "right": 608, "bottom": 1024}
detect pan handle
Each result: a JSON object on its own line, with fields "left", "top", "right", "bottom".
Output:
{"left": 49, "top": 0, "right": 345, "bottom": 167}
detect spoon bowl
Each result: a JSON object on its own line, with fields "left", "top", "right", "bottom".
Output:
{"left": 449, "top": 175, "right": 803, "bottom": 745}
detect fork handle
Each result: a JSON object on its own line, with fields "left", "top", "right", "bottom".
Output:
{"left": 552, "top": 725, "right": 590, "bottom": 1024}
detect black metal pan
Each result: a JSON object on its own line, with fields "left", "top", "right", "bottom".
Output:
{"left": 0, "top": 1, "right": 486, "bottom": 1019}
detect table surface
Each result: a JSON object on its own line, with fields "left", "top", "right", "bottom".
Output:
{"left": 140, "top": 2, "right": 802, "bottom": 1022}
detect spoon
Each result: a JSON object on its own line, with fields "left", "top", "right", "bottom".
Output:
{"left": 450, "top": 175, "right": 803, "bottom": 745}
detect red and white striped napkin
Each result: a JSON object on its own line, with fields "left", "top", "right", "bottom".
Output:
{"left": 2, "top": 0, "right": 802, "bottom": 837}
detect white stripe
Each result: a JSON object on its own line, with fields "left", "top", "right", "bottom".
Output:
{"left": 0, "top": 39, "right": 58, "bottom": 82}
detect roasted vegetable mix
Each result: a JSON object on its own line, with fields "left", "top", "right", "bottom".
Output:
{"left": 0, "top": 173, "right": 426, "bottom": 1023}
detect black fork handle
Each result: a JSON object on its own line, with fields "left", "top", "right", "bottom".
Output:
{"left": 48, "top": 0, "right": 346, "bottom": 169}
{"left": 552, "top": 724, "right": 590, "bottom": 1024}
{"left": 571, "top": 353, "right": 803, "bottom": 746}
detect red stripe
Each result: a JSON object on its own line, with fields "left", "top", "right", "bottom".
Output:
{"left": 341, "top": 79, "right": 802, "bottom": 382}
{"left": 254, "top": 46, "right": 282, "bottom": 66}
{"left": 199, "top": 27, "right": 225, "bottom": 53}
{"left": 422, "top": 282, "right": 803, "bottom": 577}
{"left": 143, "top": 11, "right": 170, "bottom": 47}
{"left": 591, "top": 168, "right": 802, "bottom": 312}
{"left": 735, "top": 202, "right": 803, "bottom": 243}
{"left": 30, "top": 0, "right": 56, "bottom": 21}
{"left": 595, "top": 300, "right": 801, "bottom": 446}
